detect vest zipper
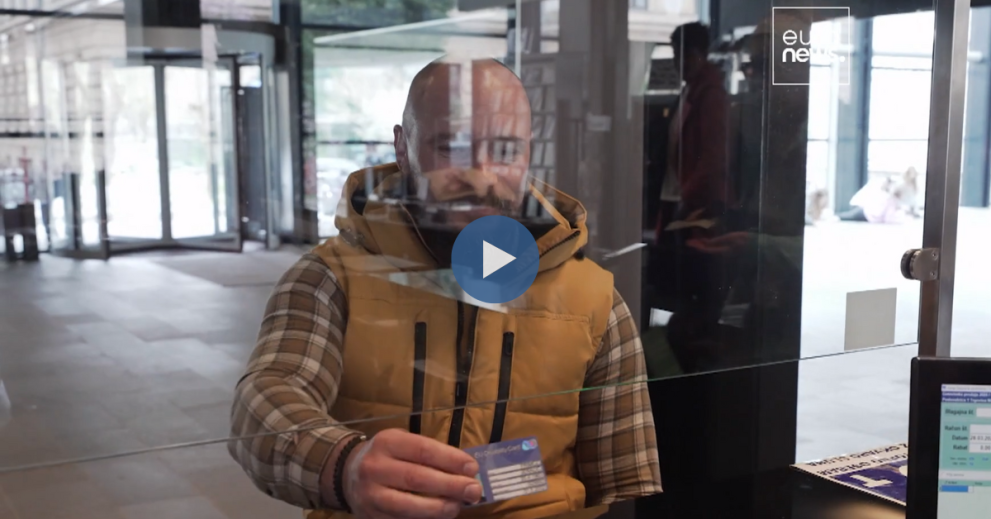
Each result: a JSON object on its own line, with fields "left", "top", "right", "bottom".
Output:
{"left": 539, "top": 231, "right": 581, "bottom": 258}
{"left": 488, "top": 332, "right": 515, "bottom": 444}
{"left": 448, "top": 302, "right": 477, "bottom": 447}
{"left": 410, "top": 322, "right": 427, "bottom": 435}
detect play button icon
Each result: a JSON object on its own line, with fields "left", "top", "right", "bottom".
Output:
{"left": 482, "top": 241, "right": 515, "bottom": 278}
{"left": 452, "top": 215, "right": 539, "bottom": 304}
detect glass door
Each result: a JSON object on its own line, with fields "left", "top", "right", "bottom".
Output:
{"left": 45, "top": 59, "right": 111, "bottom": 260}
{"left": 102, "top": 64, "right": 163, "bottom": 246}
{"left": 165, "top": 59, "right": 242, "bottom": 251}
{"left": 27, "top": 23, "right": 272, "bottom": 259}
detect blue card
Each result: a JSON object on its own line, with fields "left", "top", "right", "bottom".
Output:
{"left": 464, "top": 436, "right": 549, "bottom": 505}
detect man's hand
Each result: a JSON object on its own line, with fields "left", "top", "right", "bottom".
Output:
{"left": 687, "top": 232, "right": 753, "bottom": 254}
{"left": 343, "top": 429, "right": 483, "bottom": 519}
{"left": 684, "top": 207, "right": 707, "bottom": 221}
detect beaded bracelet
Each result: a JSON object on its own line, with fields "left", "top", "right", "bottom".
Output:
{"left": 334, "top": 434, "right": 367, "bottom": 513}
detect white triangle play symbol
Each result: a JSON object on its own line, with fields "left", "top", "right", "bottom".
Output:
{"left": 482, "top": 240, "right": 516, "bottom": 279}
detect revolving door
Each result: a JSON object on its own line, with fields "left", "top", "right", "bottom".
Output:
{"left": 49, "top": 53, "right": 273, "bottom": 259}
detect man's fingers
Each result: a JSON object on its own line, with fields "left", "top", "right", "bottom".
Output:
{"left": 686, "top": 238, "right": 705, "bottom": 249}
{"left": 687, "top": 239, "right": 732, "bottom": 255}
{"left": 379, "top": 431, "right": 478, "bottom": 476}
{"left": 368, "top": 458, "right": 482, "bottom": 503}
{"left": 718, "top": 232, "right": 751, "bottom": 246}
{"left": 689, "top": 232, "right": 751, "bottom": 254}
{"left": 367, "top": 486, "right": 463, "bottom": 519}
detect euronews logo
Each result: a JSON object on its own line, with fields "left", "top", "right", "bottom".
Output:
{"left": 780, "top": 28, "right": 845, "bottom": 64}
{"left": 772, "top": 7, "right": 852, "bottom": 86}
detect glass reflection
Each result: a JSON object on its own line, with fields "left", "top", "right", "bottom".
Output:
{"left": 230, "top": 56, "right": 662, "bottom": 518}
{"left": 0, "top": 3, "right": 959, "bottom": 519}
{"left": 653, "top": 22, "right": 736, "bottom": 373}
{"left": 953, "top": 5, "right": 991, "bottom": 358}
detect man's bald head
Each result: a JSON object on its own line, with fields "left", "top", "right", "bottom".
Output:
{"left": 401, "top": 59, "right": 530, "bottom": 141}
{"left": 401, "top": 61, "right": 451, "bottom": 140}
{"left": 393, "top": 58, "right": 533, "bottom": 229}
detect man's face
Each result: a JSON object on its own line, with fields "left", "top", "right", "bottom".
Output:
{"left": 395, "top": 62, "right": 532, "bottom": 230}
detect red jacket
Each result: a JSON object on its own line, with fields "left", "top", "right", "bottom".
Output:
{"left": 675, "top": 63, "right": 733, "bottom": 212}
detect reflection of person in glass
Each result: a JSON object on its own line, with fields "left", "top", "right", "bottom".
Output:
{"left": 660, "top": 22, "right": 730, "bottom": 229}
{"left": 229, "top": 59, "right": 661, "bottom": 519}
{"left": 687, "top": 16, "right": 805, "bottom": 366}
{"left": 657, "top": 23, "right": 735, "bottom": 372}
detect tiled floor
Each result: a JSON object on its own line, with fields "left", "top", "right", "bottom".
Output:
{"left": 795, "top": 344, "right": 915, "bottom": 462}
{"left": 0, "top": 247, "right": 305, "bottom": 518}
{"left": 0, "top": 443, "right": 299, "bottom": 518}
{"left": 0, "top": 214, "right": 988, "bottom": 518}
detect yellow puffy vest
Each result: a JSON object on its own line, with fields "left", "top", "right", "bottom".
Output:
{"left": 306, "top": 166, "right": 614, "bottom": 519}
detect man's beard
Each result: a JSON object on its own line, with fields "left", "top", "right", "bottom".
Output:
{"left": 402, "top": 166, "right": 511, "bottom": 228}
{"left": 407, "top": 195, "right": 560, "bottom": 269}
{"left": 398, "top": 169, "right": 557, "bottom": 268}
{"left": 406, "top": 193, "right": 517, "bottom": 268}
{"left": 412, "top": 193, "right": 517, "bottom": 226}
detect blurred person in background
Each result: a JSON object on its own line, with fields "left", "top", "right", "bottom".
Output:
{"left": 894, "top": 166, "right": 922, "bottom": 218}
{"left": 685, "top": 13, "right": 809, "bottom": 369}
{"left": 656, "top": 22, "right": 736, "bottom": 373}
{"left": 230, "top": 58, "right": 661, "bottom": 519}
{"left": 657, "top": 22, "right": 731, "bottom": 234}
{"left": 838, "top": 167, "right": 921, "bottom": 224}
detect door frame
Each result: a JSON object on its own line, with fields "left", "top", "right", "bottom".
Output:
{"left": 232, "top": 53, "right": 273, "bottom": 246}
{"left": 919, "top": 0, "right": 969, "bottom": 357}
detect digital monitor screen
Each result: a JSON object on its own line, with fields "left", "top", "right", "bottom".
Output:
{"left": 937, "top": 384, "right": 991, "bottom": 518}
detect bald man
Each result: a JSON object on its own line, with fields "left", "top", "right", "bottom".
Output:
{"left": 230, "top": 59, "right": 661, "bottom": 519}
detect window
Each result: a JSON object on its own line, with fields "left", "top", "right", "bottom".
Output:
{"left": 868, "top": 11, "right": 934, "bottom": 184}
{"left": 805, "top": 18, "right": 846, "bottom": 208}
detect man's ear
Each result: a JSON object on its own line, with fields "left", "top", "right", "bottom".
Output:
{"left": 394, "top": 124, "right": 410, "bottom": 174}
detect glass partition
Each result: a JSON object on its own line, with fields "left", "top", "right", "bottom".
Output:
{"left": 0, "top": 0, "right": 943, "bottom": 448}
{"left": 0, "top": 346, "right": 915, "bottom": 519}
{"left": 0, "top": 2, "right": 969, "bottom": 519}
{"left": 297, "top": 0, "right": 938, "bottom": 413}
{"left": 31, "top": 18, "right": 126, "bottom": 259}
{"left": 797, "top": 344, "right": 915, "bottom": 463}
{"left": 951, "top": 4, "right": 991, "bottom": 359}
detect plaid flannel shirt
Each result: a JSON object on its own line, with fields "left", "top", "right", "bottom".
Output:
{"left": 229, "top": 253, "right": 662, "bottom": 510}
